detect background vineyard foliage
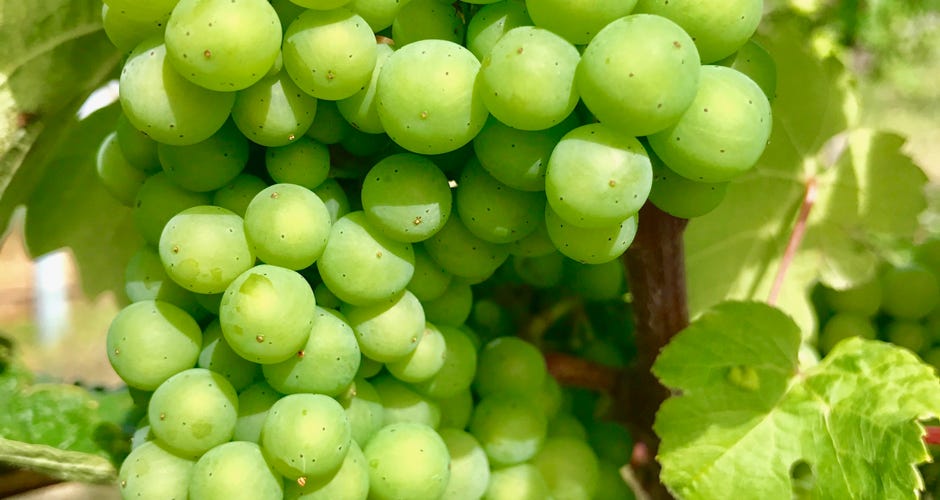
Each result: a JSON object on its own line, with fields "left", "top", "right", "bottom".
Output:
{"left": 0, "top": 0, "right": 937, "bottom": 498}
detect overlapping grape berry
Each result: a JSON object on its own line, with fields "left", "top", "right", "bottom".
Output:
{"left": 815, "top": 239, "right": 940, "bottom": 367}
{"left": 98, "top": 0, "right": 772, "bottom": 498}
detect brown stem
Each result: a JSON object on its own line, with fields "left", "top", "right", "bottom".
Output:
{"left": 617, "top": 202, "right": 690, "bottom": 500}
{"left": 544, "top": 351, "right": 622, "bottom": 393}
{"left": 768, "top": 177, "right": 818, "bottom": 305}
{"left": 926, "top": 426, "right": 940, "bottom": 446}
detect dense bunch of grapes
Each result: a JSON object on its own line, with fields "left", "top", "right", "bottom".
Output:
{"left": 97, "top": 0, "right": 772, "bottom": 498}
{"left": 815, "top": 239, "right": 940, "bottom": 367}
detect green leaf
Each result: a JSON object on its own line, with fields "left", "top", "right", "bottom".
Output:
{"left": 0, "top": 355, "right": 135, "bottom": 471}
{"left": 684, "top": 18, "right": 928, "bottom": 334}
{"left": 22, "top": 103, "right": 142, "bottom": 297}
{"left": 654, "top": 301, "right": 940, "bottom": 500}
{"left": 0, "top": 0, "right": 122, "bottom": 237}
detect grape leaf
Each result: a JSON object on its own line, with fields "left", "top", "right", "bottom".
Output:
{"left": 654, "top": 301, "right": 940, "bottom": 500}
{"left": 684, "top": 18, "right": 928, "bottom": 334}
{"left": 0, "top": 0, "right": 127, "bottom": 296}
{"left": 22, "top": 103, "right": 142, "bottom": 297}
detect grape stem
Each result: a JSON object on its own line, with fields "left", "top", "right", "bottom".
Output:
{"left": 926, "top": 426, "right": 940, "bottom": 446}
{"left": 768, "top": 177, "right": 818, "bottom": 305}
{"left": 543, "top": 352, "right": 620, "bottom": 392}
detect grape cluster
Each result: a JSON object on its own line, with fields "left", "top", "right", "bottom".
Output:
{"left": 815, "top": 239, "right": 940, "bottom": 366}
{"left": 97, "top": 0, "right": 771, "bottom": 498}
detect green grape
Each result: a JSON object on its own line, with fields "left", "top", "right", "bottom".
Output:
{"left": 272, "top": 0, "right": 307, "bottom": 30}
{"left": 97, "top": 132, "right": 147, "bottom": 206}
{"left": 337, "top": 41, "right": 394, "bottom": 134}
{"left": 313, "top": 178, "right": 352, "bottom": 223}
{"left": 577, "top": 14, "right": 700, "bottom": 137}
{"left": 545, "top": 205, "right": 638, "bottom": 265}
{"left": 339, "top": 377, "right": 385, "bottom": 447}
{"left": 265, "top": 130, "right": 331, "bottom": 191}
{"left": 408, "top": 244, "right": 454, "bottom": 301}
{"left": 376, "top": 39, "right": 489, "bottom": 154}
{"left": 886, "top": 320, "right": 929, "bottom": 353}
{"left": 134, "top": 172, "right": 211, "bottom": 246}
{"left": 219, "top": 264, "right": 317, "bottom": 364}
{"left": 470, "top": 392, "right": 548, "bottom": 466}
{"left": 457, "top": 158, "right": 544, "bottom": 243}
{"left": 157, "top": 121, "right": 248, "bottom": 192}
{"left": 198, "top": 319, "right": 260, "bottom": 391}
{"left": 466, "top": 0, "right": 533, "bottom": 60}
{"left": 818, "top": 313, "right": 877, "bottom": 354}
{"left": 721, "top": 39, "right": 777, "bottom": 101}
{"left": 588, "top": 420, "right": 633, "bottom": 465}
{"left": 124, "top": 246, "right": 202, "bottom": 317}
{"left": 314, "top": 282, "right": 342, "bottom": 309}
{"left": 440, "top": 428, "right": 491, "bottom": 500}
{"left": 480, "top": 26, "right": 579, "bottom": 130}
{"left": 189, "top": 441, "right": 284, "bottom": 499}
{"left": 212, "top": 173, "right": 268, "bottom": 217}
{"left": 547, "top": 413, "right": 588, "bottom": 440}
{"left": 475, "top": 336, "right": 546, "bottom": 398}
{"left": 363, "top": 422, "right": 451, "bottom": 500}
{"left": 159, "top": 205, "right": 255, "bottom": 294}
{"left": 232, "top": 69, "right": 319, "bottom": 147}
{"left": 525, "top": 0, "right": 636, "bottom": 45}
{"left": 356, "top": 356, "right": 384, "bottom": 378}
{"left": 533, "top": 437, "right": 600, "bottom": 500}
{"left": 351, "top": 0, "right": 408, "bottom": 31}
{"left": 119, "top": 37, "right": 235, "bottom": 145}
{"left": 233, "top": 381, "right": 281, "bottom": 442}
{"left": 104, "top": 0, "right": 178, "bottom": 22}
{"left": 648, "top": 145, "right": 728, "bottom": 218}
{"left": 317, "top": 211, "right": 415, "bottom": 305}
{"left": 107, "top": 300, "right": 202, "bottom": 391}
{"left": 484, "top": 463, "right": 552, "bottom": 500}
{"left": 546, "top": 123, "right": 651, "bottom": 227}
{"left": 342, "top": 289, "right": 425, "bottom": 362}
{"left": 372, "top": 374, "right": 442, "bottom": 428}
{"left": 424, "top": 214, "right": 511, "bottom": 281}
{"left": 880, "top": 264, "right": 940, "bottom": 319}
{"left": 595, "top": 460, "right": 635, "bottom": 500}
{"left": 244, "top": 183, "right": 332, "bottom": 270}
{"left": 283, "top": 8, "right": 378, "bottom": 100}
{"left": 914, "top": 239, "right": 940, "bottom": 277}
{"left": 118, "top": 440, "right": 194, "bottom": 499}
{"left": 165, "top": 0, "right": 281, "bottom": 91}
{"left": 635, "top": 0, "right": 763, "bottom": 63}
{"left": 360, "top": 153, "right": 454, "bottom": 243}
{"left": 306, "top": 99, "right": 354, "bottom": 144}
{"left": 339, "top": 128, "right": 392, "bottom": 157}
{"left": 648, "top": 65, "right": 772, "bottom": 183}
{"left": 821, "top": 277, "right": 882, "bottom": 317}
{"left": 508, "top": 217, "right": 556, "bottom": 257}
{"left": 263, "top": 307, "right": 361, "bottom": 396}
{"left": 387, "top": 322, "right": 448, "bottom": 383}
{"left": 292, "top": 0, "right": 354, "bottom": 8}
{"left": 412, "top": 325, "right": 478, "bottom": 399}
{"left": 148, "top": 368, "right": 239, "bottom": 457}
{"left": 512, "top": 252, "right": 564, "bottom": 288}
{"left": 537, "top": 374, "right": 563, "bottom": 419}
{"left": 473, "top": 114, "right": 577, "bottom": 192}
{"left": 564, "top": 259, "right": 626, "bottom": 301}
{"left": 115, "top": 112, "right": 161, "bottom": 172}
{"left": 284, "top": 440, "right": 369, "bottom": 500}
{"left": 392, "top": 0, "right": 465, "bottom": 47}
{"left": 130, "top": 421, "right": 153, "bottom": 451}
{"left": 102, "top": 4, "right": 166, "bottom": 54}
{"left": 422, "top": 279, "right": 473, "bottom": 326}
{"left": 261, "top": 393, "right": 352, "bottom": 481}
{"left": 438, "top": 388, "right": 474, "bottom": 430}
